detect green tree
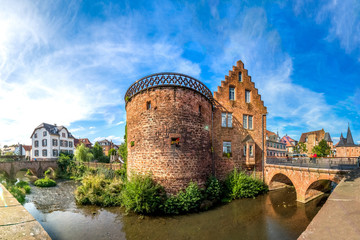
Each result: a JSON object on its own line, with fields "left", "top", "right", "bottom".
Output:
{"left": 108, "top": 148, "right": 117, "bottom": 156}
{"left": 75, "top": 143, "right": 94, "bottom": 162}
{"left": 312, "top": 139, "right": 331, "bottom": 157}
{"left": 295, "top": 142, "right": 307, "bottom": 154}
{"left": 118, "top": 124, "right": 127, "bottom": 164}
{"left": 5, "top": 152, "right": 15, "bottom": 156}
{"left": 92, "top": 142, "right": 104, "bottom": 160}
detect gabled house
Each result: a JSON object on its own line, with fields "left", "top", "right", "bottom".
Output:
{"left": 74, "top": 138, "right": 93, "bottom": 148}
{"left": 280, "top": 135, "right": 298, "bottom": 153}
{"left": 14, "top": 144, "right": 32, "bottom": 160}
{"left": 266, "top": 130, "right": 286, "bottom": 157}
{"left": 30, "top": 123, "right": 75, "bottom": 161}
{"left": 335, "top": 125, "right": 360, "bottom": 157}
{"left": 97, "top": 139, "right": 118, "bottom": 156}
{"left": 299, "top": 129, "right": 333, "bottom": 156}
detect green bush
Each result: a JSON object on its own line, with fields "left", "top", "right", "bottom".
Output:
{"left": 34, "top": 177, "right": 57, "bottom": 187}
{"left": 163, "top": 182, "right": 203, "bottom": 215}
{"left": 205, "top": 176, "right": 222, "bottom": 201}
{"left": 224, "top": 169, "right": 268, "bottom": 199}
{"left": 9, "top": 186, "right": 26, "bottom": 204}
{"left": 26, "top": 169, "right": 33, "bottom": 176}
{"left": 120, "top": 174, "right": 165, "bottom": 214}
{"left": 16, "top": 181, "right": 31, "bottom": 194}
{"left": 75, "top": 174, "right": 123, "bottom": 207}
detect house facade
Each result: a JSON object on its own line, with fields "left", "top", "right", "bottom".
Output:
{"left": 266, "top": 131, "right": 287, "bottom": 157}
{"left": 30, "top": 123, "right": 75, "bottom": 161}
{"left": 299, "top": 129, "right": 333, "bottom": 156}
{"left": 74, "top": 138, "right": 93, "bottom": 148}
{"left": 14, "top": 144, "right": 32, "bottom": 160}
{"left": 97, "top": 139, "right": 118, "bottom": 156}
{"left": 280, "top": 135, "right": 298, "bottom": 153}
{"left": 335, "top": 126, "right": 360, "bottom": 157}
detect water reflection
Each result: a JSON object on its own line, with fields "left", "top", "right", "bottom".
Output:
{"left": 23, "top": 181, "right": 328, "bottom": 240}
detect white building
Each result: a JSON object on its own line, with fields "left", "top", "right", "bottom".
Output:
{"left": 30, "top": 123, "right": 75, "bottom": 161}
{"left": 14, "top": 144, "right": 32, "bottom": 160}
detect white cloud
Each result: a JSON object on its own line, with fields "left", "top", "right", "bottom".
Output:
{"left": 89, "top": 126, "right": 95, "bottom": 130}
{"left": 115, "top": 121, "right": 125, "bottom": 126}
{"left": 93, "top": 136, "right": 123, "bottom": 144}
{"left": 0, "top": 1, "right": 200, "bottom": 145}
{"left": 212, "top": 7, "right": 346, "bottom": 134}
{"left": 68, "top": 127, "right": 85, "bottom": 133}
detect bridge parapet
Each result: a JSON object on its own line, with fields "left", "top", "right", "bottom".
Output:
{"left": 267, "top": 157, "right": 359, "bottom": 170}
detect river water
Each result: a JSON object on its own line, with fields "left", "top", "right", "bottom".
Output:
{"left": 21, "top": 178, "right": 328, "bottom": 240}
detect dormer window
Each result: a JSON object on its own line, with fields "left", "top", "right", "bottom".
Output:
{"left": 34, "top": 133, "right": 37, "bottom": 138}
{"left": 229, "top": 87, "right": 235, "bottom": 100}
{"left": 43, "top": 131, "right": 47, "bottom": 136}
{"left": 239, "top": 71, "right": 242, "bottom": 82}
{"left": 62, "top": 133, "right": 65, "bottom": 137}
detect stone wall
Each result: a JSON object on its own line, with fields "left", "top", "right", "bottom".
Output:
{"left": 336, "top": 146, "right": 360, "bottom": 157}
{"left": 126, "top": 87, "right": 213, "bottom": 193}
{"left": 213, "top": 60, "right": 267, "bottom": 179}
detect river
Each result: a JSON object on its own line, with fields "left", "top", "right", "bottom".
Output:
{"left": 20, "top": 177, "right": 328, "bottom": 240}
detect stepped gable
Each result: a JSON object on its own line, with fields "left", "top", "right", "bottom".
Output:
{"left": 213, "top": 60, "right": 267, "bottom": 112}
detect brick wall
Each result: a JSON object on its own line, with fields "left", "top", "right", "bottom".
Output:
{"left": 213, "top": 60, "right": 267, "bottom": 179}
{"left": 126, "top": 87, "right": 213, "bottom": 193}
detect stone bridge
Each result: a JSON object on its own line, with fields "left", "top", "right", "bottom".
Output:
{"left": 0, "top": 161, "right": 58, "bottom": 179}
{"left": 264, "top": 157, "right": 359, "bottom": 203}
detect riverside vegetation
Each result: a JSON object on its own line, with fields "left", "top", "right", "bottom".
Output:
{"left": 0, "top": 175, "right": 31, "bottom": 204}
{"left": 62, "top": 142, "right": 268, "bottom": 215}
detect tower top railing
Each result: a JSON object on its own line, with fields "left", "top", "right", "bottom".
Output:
{"left": 124, "top": 72, "right": 213, "bottom": 102}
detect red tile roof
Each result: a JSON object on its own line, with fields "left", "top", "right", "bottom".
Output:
{"left": 280, "top": 135, "right": 297, "bottom": 147}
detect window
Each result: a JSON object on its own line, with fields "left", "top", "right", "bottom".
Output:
{"left": 34, "top": 133, "right": 37, "bottom": 138}
{"left": 221, "top": 113, "right": 233, "bottom": 127}
{"left": 60, "top": 140, "right": 64, "bottom": 147}
{"left": 53, "top": 139, "right": 58, "bottom": 146}
{"left": 305, "top": 137, "right": 308, "bottom": 142}
{"left": 64, "top": 141, "right": 68, "bottom": 147}
{"left": 229, "top": 87, "right": 235, "bottom": 100}
{"left": 250, "top": 145, "right": 254, "bottom": 156}
{"left": 62, "top": 133, "right": 65, "bottom": 137}
{"left": 53, "top": 150, "right": 58, "bottom": 157}
{"left": 35, "top": 140, "right": 39, "bottom": 147}
{"left": 42, "top": 149, "right": 47, "bottom": 157}
{"left": 245, "top": 90, "right": 251, "bottom": 103}
{"left": 69, "top": 142, "right": 73, "bottom": 148}
{"left": 248, "top": 116, "right": 253, "bottom": 129}
{"left": 243, "top": 145, "right": 247, "bottom": 156}
{"left": 223, "top": 142, "right": 231, "bottom": 154}
{"left": 243, "top": 115, "right": 248, "bottom": 129}
{"left": 34, "top": 150, "right": 39, "bottom": 156}
{"left": 199, "top": 105, "right": 201, "bottom": 116}
{"left": 239, "top": 71, "right": 242, "bottom": 82}
{"left": 221, "top": 113, "right": 227, "bottom": 127}
{"left": 243, "top": 115, "right": 253, "bottom": 129}
{"left": 147, "top": 101, "right": 151, "bottom": 110}
{"left": 42, "top": 139, "right": 47, "bottom": 147}
{"left": 43, "top": 131, "right": 47, "bottom": 136}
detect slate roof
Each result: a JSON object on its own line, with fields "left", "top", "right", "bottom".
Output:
{"left": 324, "top": 132, "right": 333, "bottom": 142}
{"left": 30, "top": 123, "right": 74, "bottom": 138}
{"left": 336, "top": 126, "right": 357, "bottom": 147}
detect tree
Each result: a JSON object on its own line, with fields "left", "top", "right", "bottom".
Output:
{"left": 108, "top": 148, "right": 116, "bottom": 156}
{"left": 75, "top": 143, "right": 94, "bottom": 162}
{"left": 92, "top": 142, "right": 104, "bottom": 160}
{"left": 118, "top": 124, "right": 127, "bottom": 164}
{"left": 312, "top": 139, "right": 331, "bottom": 157}
{"left": 295, "top": 142, "right": 307, "bottom": 154}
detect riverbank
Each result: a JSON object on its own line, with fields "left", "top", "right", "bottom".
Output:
{"left": 299, "top": 169, "right": 360, "bottom": 239}
{"left": 23, "top": 180, "right": 328, "bottom": 240}
{"left": 0, "top": 183, "right": 51, "bottom": 240}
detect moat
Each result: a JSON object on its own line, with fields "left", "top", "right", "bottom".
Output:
{"left": 22, "top": 179, "right": 328, "bottom": 240}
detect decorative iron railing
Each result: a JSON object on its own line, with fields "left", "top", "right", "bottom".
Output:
{"left": 124, "top": 73, "right": 213, "bottom": 102}
{"left": 267, "top": 157, "right": 360, "bottom": 170}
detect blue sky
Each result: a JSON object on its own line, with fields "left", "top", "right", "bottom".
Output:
{"left": 0, "top": 0, "right": 359, "bottom": 146}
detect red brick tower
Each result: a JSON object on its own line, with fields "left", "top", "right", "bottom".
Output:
{"left": 125, "top": 73, "right": 213, "bottom": 193}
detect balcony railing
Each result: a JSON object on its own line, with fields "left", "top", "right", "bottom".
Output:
{"left": 267, "top": 157, "right": 360, "bottom": 170}
{"left": 124, "top": 72, "right": 213, "bottom": 102}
